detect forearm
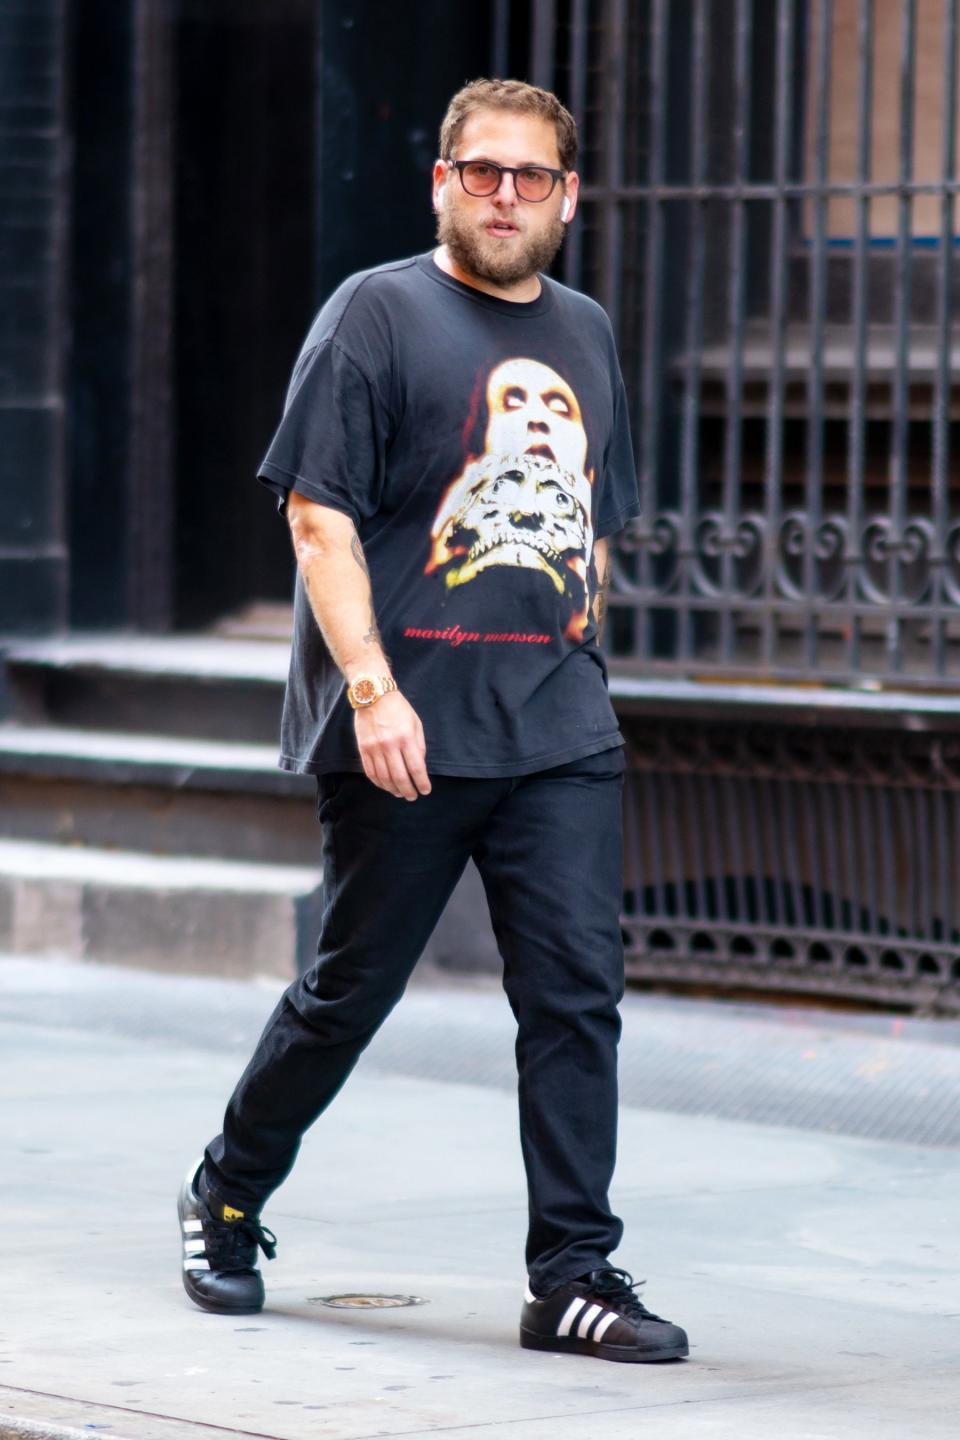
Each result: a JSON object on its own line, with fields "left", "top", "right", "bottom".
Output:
{"left": 288, "top": 498, "right": 389, "bottom": 682}
{"left": 593, "top": 536, "right": 611, "bottom": 642}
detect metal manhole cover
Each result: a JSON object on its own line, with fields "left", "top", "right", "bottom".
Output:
{"left": 312, "top": 1293, "right": 428, "bottom": 1309}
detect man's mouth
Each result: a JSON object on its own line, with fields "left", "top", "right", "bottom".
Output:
{"left": 486, "top": 219, "right": 519, "bottom": 239}
{"left": 526, "top": 443, "right": 556, "bottom": 462}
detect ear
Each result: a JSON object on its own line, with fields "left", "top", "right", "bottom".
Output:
{"left": 560, "top": 171, "right": 580, "bottom": 224}
{"left": 432, "top": 158, "right": 449, "bottom": 215}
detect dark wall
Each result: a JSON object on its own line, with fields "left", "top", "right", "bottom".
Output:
{"left": 174, "top": 0, "right": 493, "bottom": 629}
{"left": 3, "top": 1, "right": 497, "bottom": 635}
{"left": 173, "top": 0, "right": 315, "bottom": 628}
{"left": 66, "top": 0, "right": 134, "bottom": 628}
{"left": 0, "top": 0, "right": 69, "bottom": 633}
{"left": 315, "top": 0, "right": 492, "bottom": 299}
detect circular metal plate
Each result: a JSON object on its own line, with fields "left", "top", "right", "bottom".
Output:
{"left": 312, "top": 1293, "right": 428, "bottom": 1309}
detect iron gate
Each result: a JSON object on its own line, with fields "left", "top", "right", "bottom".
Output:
{"left": 498, "top": 1, "right": 960, "bottom": 1009}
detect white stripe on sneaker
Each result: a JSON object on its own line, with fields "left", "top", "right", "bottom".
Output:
{"left": 575, "top": 1303, "right": 603, "bottom": 1339}
{"left": 557, "top": 1299, "right": 590, "bottom": 1338}
{"left": 182, "top": 1219, "right": 203, "bottom": 1234}
{"left": 523, "top": 1283, "right": 537, "bottom": 1304}
{"left": 183, "top": 1258, "right": 210, "bottom": 1271}
{"left": 592, "top": 1310, "right": 619, "bottom": 1342}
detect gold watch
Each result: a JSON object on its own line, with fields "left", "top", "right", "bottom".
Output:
{"left": 346, "top": 673, "right": 399, "bottom": 710}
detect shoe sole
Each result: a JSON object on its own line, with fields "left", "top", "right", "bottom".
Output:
{"left": 520, "top": 1326, "right": 688, "bottom": 1363}
{"left": 182, "top": 1286, "right": 264, "bottom": 1317}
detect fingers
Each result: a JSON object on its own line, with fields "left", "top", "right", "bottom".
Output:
{"left": 404, "top": 725, "right": 432, "bottom": 797}
{"left": 355, "top": 699, "right": 430, "bottom": 800}
{"left": 383, "top": 745, "right": 417, "bottom": 801}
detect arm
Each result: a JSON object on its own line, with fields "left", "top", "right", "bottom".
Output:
{"left": 286, "top": 489, "right": 430, "bottom": 801}
{"left": 593, "top": 535, "right": 611, "bottom": 643}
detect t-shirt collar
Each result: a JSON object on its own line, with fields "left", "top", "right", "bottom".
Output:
{"left": 416, "top": 251, "right": 553, "bottom": 317}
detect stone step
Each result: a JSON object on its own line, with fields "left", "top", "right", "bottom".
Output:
{"left": 0, "top": 838, "right": 323, "bottom": 979}
{"left": 2, "top": 635, "right": 290, "bottom": 743}
{"left": 0, "top": 724, "right": 317, "bottom": 864}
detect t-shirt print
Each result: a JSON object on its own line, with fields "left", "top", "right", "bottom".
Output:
{"left": 423, "top": 357, "right": 595, "bottom": 644}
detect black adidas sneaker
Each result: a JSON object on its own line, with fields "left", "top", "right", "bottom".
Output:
{"left": 520, "top": 1267, "right": 689, "bottom": 1363}
{"left": 177, "top": 1162, "right": 277, "bottom": 1315}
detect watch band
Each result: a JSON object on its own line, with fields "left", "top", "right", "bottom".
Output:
{"left": 347, "top": 673, "right": 399, "bottom": 709}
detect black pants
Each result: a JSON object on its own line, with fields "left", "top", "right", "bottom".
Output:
{"left": 204, "top": 746, "right": 626, "bottom": 1294}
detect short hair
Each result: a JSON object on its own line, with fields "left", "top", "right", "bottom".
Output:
{"left": 439, "top": 78, "right": 578, "bottom": 173}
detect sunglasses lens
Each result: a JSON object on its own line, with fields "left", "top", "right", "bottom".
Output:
{"left": 461, "top": 163, "right": 500, "bottom": 195}
{"left": 515, "top": 168, "right": 554, "bottom": 201}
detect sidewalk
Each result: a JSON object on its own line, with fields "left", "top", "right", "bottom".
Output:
{"left": 1, "top": 956, "right": 958, "bottom": 1440}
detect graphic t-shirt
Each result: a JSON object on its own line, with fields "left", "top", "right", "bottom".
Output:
{"left": 259, "top": 252, "right": 640, "bottom": 777}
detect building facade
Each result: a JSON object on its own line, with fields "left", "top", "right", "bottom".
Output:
{"left": 3, "top": 0, "right": 959, "bottom": 1008}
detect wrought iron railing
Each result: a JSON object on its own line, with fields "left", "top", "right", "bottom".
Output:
{"left": 494, "top": 1, "right": 960, "bottom": 1008}
{"left": 509, "top": 0, "right": 960, "bottom": 688}
{"left": 619, "top": 710, "right": 960, "bottom": 1012}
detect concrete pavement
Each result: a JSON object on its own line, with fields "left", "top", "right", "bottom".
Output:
{"left": 1, "top": 956, "right": 958, "bottom": 1440}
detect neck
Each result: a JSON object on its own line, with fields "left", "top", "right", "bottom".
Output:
{"left": 433, "top": 245, "right": 542, "bottom": 303}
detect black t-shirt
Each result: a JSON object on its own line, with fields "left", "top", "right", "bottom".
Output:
{"left": 259, "top": 252, "right": 640, "bottom": 777}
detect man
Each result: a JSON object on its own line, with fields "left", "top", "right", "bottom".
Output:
{"left": 178, "top": 77, "right": 689, "bottom": 1366}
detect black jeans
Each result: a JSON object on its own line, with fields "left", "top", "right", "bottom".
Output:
{"left": 204, "top": 745, "right": 626, "bottom": 1294}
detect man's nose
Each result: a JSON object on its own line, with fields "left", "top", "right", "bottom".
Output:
{"left": 492, "top": 172, "right": 520, "bottom": 205}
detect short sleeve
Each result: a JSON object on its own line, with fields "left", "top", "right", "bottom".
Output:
{"left": 257, "top": 339, "right": 389, "bottom": 527}
{"left": 595, "top": 373, "right": 641, "bottom": 538}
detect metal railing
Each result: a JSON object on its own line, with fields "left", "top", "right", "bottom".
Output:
{"left": 495, "top": 1, "right": 960, "bottom": 1007}
{"left": 517, "top": 0, "right": 960, "bottom": 688}
{"left": 620, "top": 710, "right": 960, "bottom": 1012}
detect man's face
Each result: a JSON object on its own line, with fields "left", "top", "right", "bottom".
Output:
{"left": 434, "top": 109, "right": 577, "bottom": 287}
{"left": 484, "top": 358, "right": 588, "bottom": 479}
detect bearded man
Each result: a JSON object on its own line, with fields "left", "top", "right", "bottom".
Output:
{"left": 177, "top": 77, "right": 689, "bottom": 1367}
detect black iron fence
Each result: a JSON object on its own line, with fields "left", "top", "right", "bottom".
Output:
{"left": 513, "top": 0, "right": 960, "bottom": 686}
{"left": 619, "top": 706, "right": 960, "bottom": 1011}
{"left": 500, "top": 1, "right": 960, "bottom": 1008}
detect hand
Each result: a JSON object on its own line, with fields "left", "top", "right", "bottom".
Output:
{"left": 353, "top": 690, "right": 431, "bottom": 801}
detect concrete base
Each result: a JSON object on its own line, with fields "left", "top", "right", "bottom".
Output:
{"left": 0, "top": 841, "right": 323, "bottom": 978}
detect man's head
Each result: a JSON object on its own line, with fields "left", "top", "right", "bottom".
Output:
{"left": 433, "top": 79, "right": 579, "bottom": 290}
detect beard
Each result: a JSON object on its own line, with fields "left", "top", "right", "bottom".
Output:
{"left": 436, "top": 203, "right": 566, "bottom": 288}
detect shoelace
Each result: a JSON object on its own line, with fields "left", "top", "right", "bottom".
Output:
{"left": 588, "top": 1267, "right": 666, "bottom": 1324}
{"left": 205, "top": 1214, "right": 278, "bottom": 1272}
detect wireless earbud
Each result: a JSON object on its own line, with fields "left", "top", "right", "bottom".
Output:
{"left": 560, "top": 196, "right": 571, "bottom": 222}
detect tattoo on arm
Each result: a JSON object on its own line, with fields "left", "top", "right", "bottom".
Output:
{"left": 596, "top": 559, "right": 611, "bottom": 640}
{"left": 362, "top": 598, "right": 380, "bottom": 647}
{"left": 350, "top": 532, "right": 370, "bottom": 576}
{"left": 350, "top": 528, "right": 383, "bottom": 649}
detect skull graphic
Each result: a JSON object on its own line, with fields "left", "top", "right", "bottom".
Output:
{"left": 429, "top": 451, "right": 592, "bottom": 611}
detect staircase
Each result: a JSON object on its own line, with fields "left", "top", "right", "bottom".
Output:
{"left": 0, "top": 632, "right": 499, "bottom": 980}
{"left": 0, "top": 635, "right": 323, "bottom": 979}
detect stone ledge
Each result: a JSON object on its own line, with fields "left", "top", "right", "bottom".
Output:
{"left": 0, "top": 841, "right": 322, "bottom": 979}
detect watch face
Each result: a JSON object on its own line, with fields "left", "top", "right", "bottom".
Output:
{"left": 352, "top": 677, "right": 378, "bottom": 706}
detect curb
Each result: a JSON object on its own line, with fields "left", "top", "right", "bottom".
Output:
{"left": 0, "top": 1420, "right": 135, "bottom": 1440}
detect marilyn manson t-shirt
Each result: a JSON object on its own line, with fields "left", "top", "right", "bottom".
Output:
{"left": 258, "top": 252, "right": 640, "bottom": 778}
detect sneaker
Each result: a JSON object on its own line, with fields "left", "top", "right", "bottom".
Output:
{"left": 520, "top": 1267, "right": 689, "bottom": 1363}
{"left": 177, "top": 1161, "right": 277, "bottom": 1315}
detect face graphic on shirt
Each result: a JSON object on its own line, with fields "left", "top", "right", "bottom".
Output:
{"left": 427, "top": 358, "right": 594, "bottom": 639}
{"left": 484, "top": 358, "right": 588, "bottom": 478}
